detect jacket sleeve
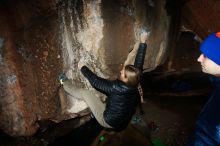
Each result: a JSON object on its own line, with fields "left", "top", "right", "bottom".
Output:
{"left": 80, "top": 66, "right": 114, "bottom": 95}
{"left": 134, "top": 43, "right": 147, "bottom": 71}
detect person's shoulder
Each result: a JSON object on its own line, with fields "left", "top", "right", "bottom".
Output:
{"left": 209, "top": 76, "right": 220, "bottom": 88}
{"left": 112, "top": 79, "right": 138, "bottom": 94}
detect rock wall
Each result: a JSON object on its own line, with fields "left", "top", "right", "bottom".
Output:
{"left": 0, "top": 0, "right": 62, "bottom": 136}
{"left": 0, "top": 0, "right": 171, "bottom": 136}
{"left": 182, "top": 0, "right": 220, "bottom": 39}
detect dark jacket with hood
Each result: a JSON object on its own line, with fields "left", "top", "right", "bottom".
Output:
{"left": 81, "top": 43, "right": 147, "bottom": 130}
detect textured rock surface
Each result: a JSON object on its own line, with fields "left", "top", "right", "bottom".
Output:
{"left": 0, "top": 0, "right": 171, "bottom": 136}
{"left": 182, "top": 0, "right": 220, "bottom": 39}
{"left": 0, "top": 0, "right": 62, "bottom": 136}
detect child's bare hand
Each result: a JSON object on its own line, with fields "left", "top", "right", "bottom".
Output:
{"left": 141, "top": 98, "right": 146, "bottom": 104}
{"left": 140, "top": 32, "right": 149, "bottom": 43}
{"left": 78, "top": 61, "right": 86, "bottom": 69}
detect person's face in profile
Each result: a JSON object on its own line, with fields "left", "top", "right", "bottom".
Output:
{"left": 198, "top": 54, "right": 220, "bottom": 76}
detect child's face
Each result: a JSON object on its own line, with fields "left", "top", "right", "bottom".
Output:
{"left": 198, "top": 54, "right": 220, "bottom": 76}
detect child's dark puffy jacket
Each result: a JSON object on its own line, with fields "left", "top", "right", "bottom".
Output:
{"left": 81, "top": 66, "right": 139, "bottom": 130}
{"left": 81, "top": 43, "right": 147, "bottom": 130}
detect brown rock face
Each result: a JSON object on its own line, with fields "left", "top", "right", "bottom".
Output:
{"left": 0, "top": 0, "right": 62, "bottom": 136}
{"left": 182, "top": 0, "right": 220, "bottom": 38}
{"left": 0, "top": 0, "right": 171, "bottom": 136}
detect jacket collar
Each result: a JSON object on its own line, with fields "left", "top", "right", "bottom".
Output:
{"left": 114, "top": 79, "right": 137, "bottom": 94}
{"left": 209, "top": 75, "right": 220, "bottom": 88}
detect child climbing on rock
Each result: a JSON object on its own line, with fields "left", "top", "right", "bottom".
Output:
{"left": 60, "top": 32, "right": 148, "bottom": 131}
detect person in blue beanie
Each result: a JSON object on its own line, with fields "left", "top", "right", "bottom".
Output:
{"left": 186, "top": 32, "right": 220, "bottom": 145}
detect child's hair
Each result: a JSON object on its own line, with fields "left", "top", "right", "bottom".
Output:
{"left": 124, "top": 65, "right": 141, "bottom": 87}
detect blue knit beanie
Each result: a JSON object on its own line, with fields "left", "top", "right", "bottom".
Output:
{"left": 200, "top": 32, "right": 220, "bottom": 65}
